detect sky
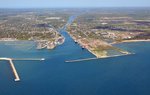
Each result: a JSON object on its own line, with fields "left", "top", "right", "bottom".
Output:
{"left": 0, "top": 0, "right": 150, "bottom": 8}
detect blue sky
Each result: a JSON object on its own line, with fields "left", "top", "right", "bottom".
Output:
{"left": 0, "top": 0, "right": 150, "bottom": 8}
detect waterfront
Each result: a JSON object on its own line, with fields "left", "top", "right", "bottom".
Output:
{"left": 0, "top": 16, "right": 150, "bottom": 95}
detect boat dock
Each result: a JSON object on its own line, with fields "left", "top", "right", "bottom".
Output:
{"left": 0, "top": 57, "right": 45, "bottom": 82}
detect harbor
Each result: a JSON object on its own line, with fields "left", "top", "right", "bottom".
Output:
{"left": 0, "top": 12, "right": 150, "bottom": 95}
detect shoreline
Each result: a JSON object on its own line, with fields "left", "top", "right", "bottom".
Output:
{"left": 0, "top": 40, "right": 18, "bottom": 42}
{"left": 0, "top": 37, "right": 65, "bottom": 50}
{"left": 67, "top": 32, "right": 114, "bottom": 58}
{"left": 67, "top": 32, "right": 131, "bottom": 58}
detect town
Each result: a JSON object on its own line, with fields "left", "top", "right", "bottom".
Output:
{"left": 0, "top": 9, "right": 69, "bottom": 49}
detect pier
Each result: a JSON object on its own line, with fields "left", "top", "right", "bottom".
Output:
{"left": 12, "top": 58, "right": 45, "bottom": 61}
{"left": 0, "top": 57, "right": 45, "bottom": 82}
{"left": 9, "top": 59, "right": 20, "bottom": 81}
{"left": 65, "top": 53, "right": 134, "bottom": 63}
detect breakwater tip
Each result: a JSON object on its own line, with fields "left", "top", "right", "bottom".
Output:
{"left": 41, "top": 58, "right": 45, "bottom": 61}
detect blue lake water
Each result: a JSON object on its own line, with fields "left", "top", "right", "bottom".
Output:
{"left": 0, "top": 16, "right": 150, "bottom": 95}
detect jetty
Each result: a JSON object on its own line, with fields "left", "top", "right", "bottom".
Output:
{"left": 0, "top": 57, "right": 45, "bottom": 82}
{"left": 12, "top": 58, "right": 45, "bottom": 61}
{"left": 65, "top": 53, "right": 134, "bottom": 63}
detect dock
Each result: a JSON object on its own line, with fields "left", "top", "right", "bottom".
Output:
{"left": 0, "top": 57, "right": 45, "bottom": 82}
{"left": 65, "top": 53, "right": 134, "bottom": 63}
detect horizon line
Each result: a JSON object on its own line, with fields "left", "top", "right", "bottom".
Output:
{"left": 0, "top": 6, "right": 150, "bottom": 9}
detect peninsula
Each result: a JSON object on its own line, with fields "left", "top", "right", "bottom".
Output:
{"left": 67, "top": 8, "right": 150, "bottom": 58}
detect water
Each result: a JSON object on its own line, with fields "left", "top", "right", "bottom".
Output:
{"left": 0, "top": 16, "right": 150, "bottom": 95}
